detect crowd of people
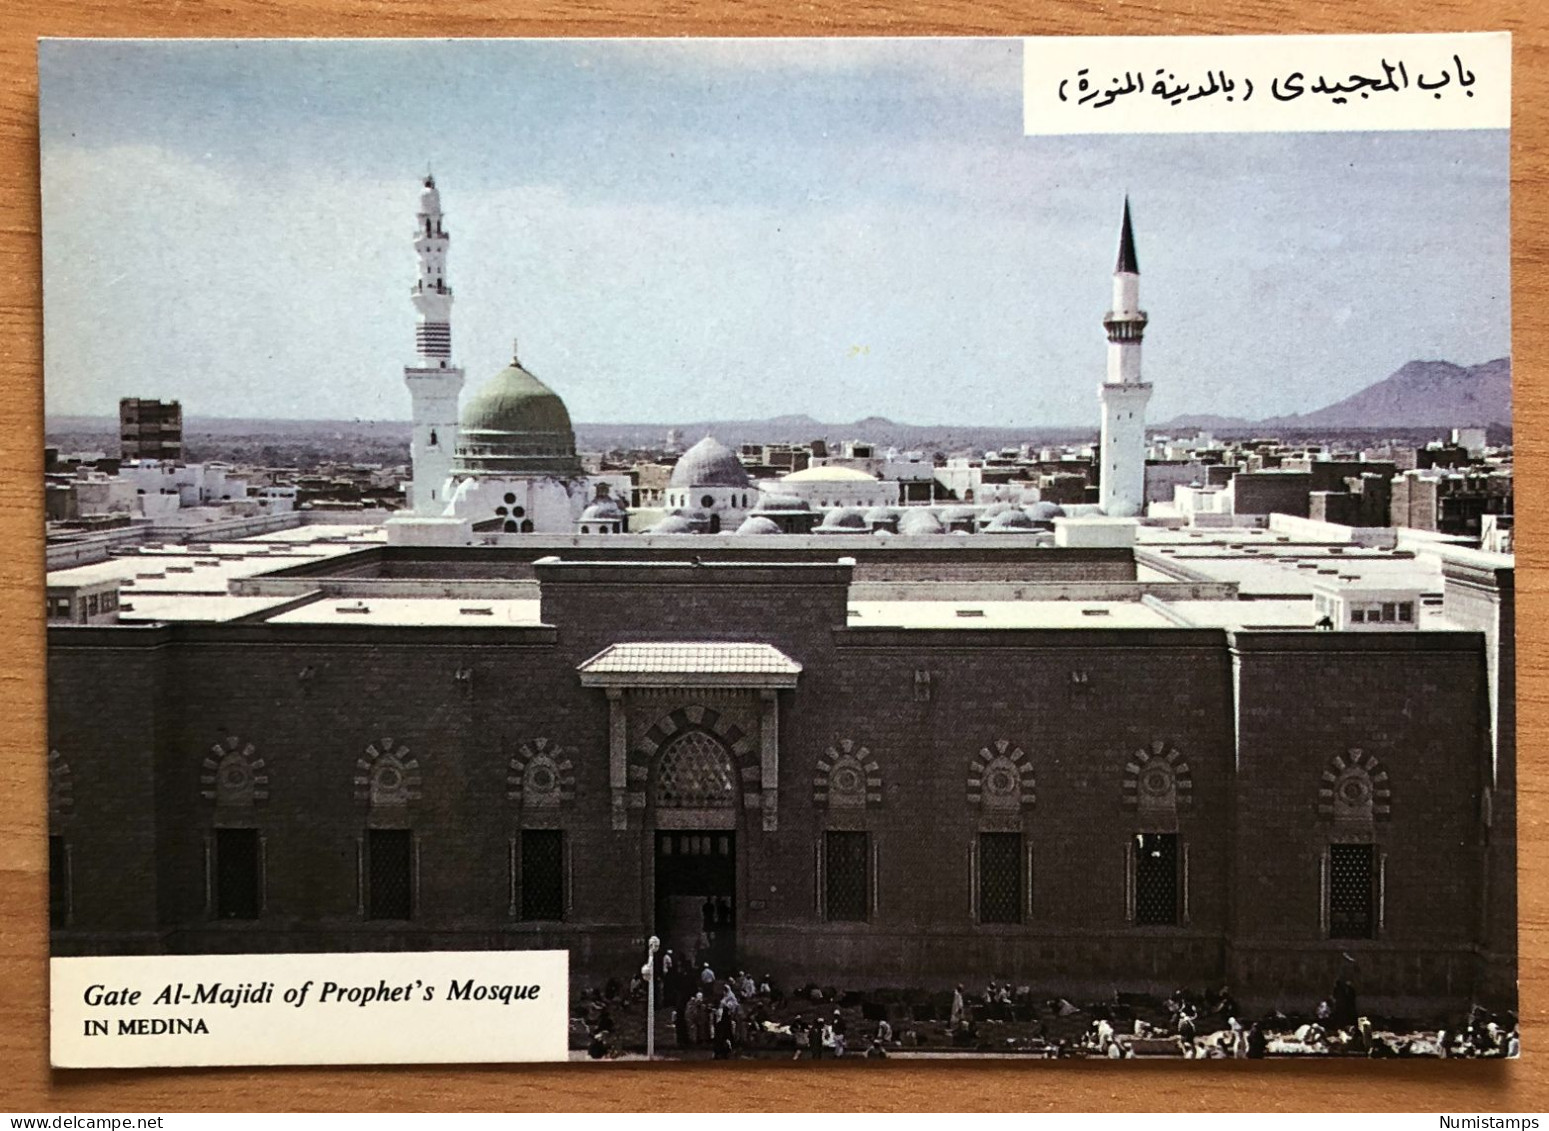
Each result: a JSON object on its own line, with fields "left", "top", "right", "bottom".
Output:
{"left": 573, "top": 962, "right": 1518, "bottom": 1061}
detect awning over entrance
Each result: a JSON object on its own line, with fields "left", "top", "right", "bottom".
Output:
{"left": 577, "top": 642, "right": 802, "bottom": 689}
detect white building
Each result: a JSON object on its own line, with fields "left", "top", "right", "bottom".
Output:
{"left": 661, "top": 437, "right": 756, "bottom": 533}
{"left": 385, "top": 177, "right": 628, "bottom": 546}
{"left": 764, "top": 465, "right": 896, "bottom": 510}
{"left": 1098, "top": 199, "right": 1152, "bottom": 518}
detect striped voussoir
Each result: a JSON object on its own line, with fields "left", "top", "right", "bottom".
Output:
{"left": 354, "top": 737, "right": 422, "bottom": 807}
{"left": 1318, "top": 748, "right": 1391, "bottom": 820}
{"left": 633, "top": 704, "right": 757, "bottom": 811}
{"left": 200, "top": 736, "right": 268, "bottom": 807}
{"left": 1121, "top": 740, "right": 1191, "bottom": 809}
{"left": 507, "top": 737, "right": 576, "bottom": 808}
{"left": 814, "top": 738, "right": 883, "bottom": 808}
{"left": 967, "top": 739, "right": 1035, "bottom": 808}
{"left": 48, "top": 749, "right": 75, "bottom": 816}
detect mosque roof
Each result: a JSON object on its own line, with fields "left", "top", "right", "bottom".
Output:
{"left": 735, "top": 516, "right": 783, "bottom": 536}
{"left": 782, "top": 465, "right": 879, "bottom": 483}
{"left": 898, "top": 510, "right": 946, "bottom": 535}
{"left": 752, "top": 494, "right": 810, "bottom": 512}
{"left": 648, "top": 514, "right": 697, "bottom": 534}
{"left": 669, "top": 437, "right": 751, "bottom": 489}
{"left": 453, "top": 348, "right": 581, "bottom": 476}
{"left": 986, "top": 509, "right": 1038, "bottom": 531}
{"left": 815, "top": 508, "right": 869, "bottom": 531}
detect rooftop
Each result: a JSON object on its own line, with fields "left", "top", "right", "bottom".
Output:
{"left": 845, "top": 599, "right": 1172, "bottom": 630}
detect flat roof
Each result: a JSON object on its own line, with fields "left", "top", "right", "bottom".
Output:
{"left": 1140, "top": 548, "right": 1443, "bottom": 596}
{"left": 117, "top": 594, "right": 303, "bottom": 624}
{"left": 47, "top": 536, "right": 389, "bottom": 593}
{"left": 845, "top": 599, "right": 1172, "bottom": 629}
{"left": 266, "top": 597, "right": 545, "bottom": 627}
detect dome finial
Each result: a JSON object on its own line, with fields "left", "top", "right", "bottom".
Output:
{"left": 512, "top": 337, "right": 520, "bottom": 363}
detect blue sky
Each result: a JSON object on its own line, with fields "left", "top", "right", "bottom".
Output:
{"left": 39, "top": 39, "right": 1510, "bottom": 426}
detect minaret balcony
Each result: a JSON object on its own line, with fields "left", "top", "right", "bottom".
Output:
{"left": 1103, "top": 312, "right": 1147, "bottom": 340}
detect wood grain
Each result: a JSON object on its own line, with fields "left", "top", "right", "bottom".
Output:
{"left": 2, "top": 0, "right": 1545, "bottom": 1112}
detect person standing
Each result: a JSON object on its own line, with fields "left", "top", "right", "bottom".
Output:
{"left": 791, "top": 1015, "right": 810, "bottom": 1060}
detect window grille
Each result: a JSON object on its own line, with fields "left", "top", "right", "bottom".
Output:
{"left": 824, "top": 831, "right": 869, "bottom": 921}
{"left": 654, "top": 730, "right": 737, "bottom": 808}
{"left": 367, "top": 829, "right": 413, "bottom": 920}
{"left": 1134, "top": 833, "right": 1178, "bottom": 925}
{"left": 978, "top": 832, "right": 1023, "bottom": 923}
{"left": 1329, "top": 843, "right": 1375, "bottom": 939}
{"left": 520, "top": 829, "right": 565, "bottom": 921}
{"left": 215, "top": 828, "right": 261, "bottom": 920}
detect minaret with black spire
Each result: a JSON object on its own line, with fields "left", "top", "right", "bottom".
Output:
{"left": 404, "top": 174, "right": 465, "bottom": 514}
{"left": 1098, "top": 198, "right": 1152, "bottom": 517}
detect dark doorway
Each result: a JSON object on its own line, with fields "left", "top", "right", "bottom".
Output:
{"left": 655, "top": 830, "right": 735, "bottom": 973}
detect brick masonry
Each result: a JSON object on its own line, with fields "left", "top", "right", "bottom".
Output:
{"left": 47, "top": 556, "right": 1512, "bottom": 1012}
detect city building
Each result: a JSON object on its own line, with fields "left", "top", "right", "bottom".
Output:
{"left": 118, "top": 398, "right": 183, "bottom": 461}
{"left": 44, "top": 519, "right": 1515, "bottom": 1015}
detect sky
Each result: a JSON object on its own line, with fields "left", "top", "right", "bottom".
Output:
{"left": 39, "top": 39, "right": 1510, "bottom": 427}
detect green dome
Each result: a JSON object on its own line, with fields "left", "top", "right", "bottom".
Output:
{"left": 453, "top": 352, "right": 581, "bottom": 476}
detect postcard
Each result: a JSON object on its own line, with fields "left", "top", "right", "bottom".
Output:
{"left": 41, "top": 34, "right": 1515, "bottom": 1067}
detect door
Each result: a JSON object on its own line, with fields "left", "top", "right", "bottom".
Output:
{"left": 654, "top": 830, "right": 735, "bottom": 972}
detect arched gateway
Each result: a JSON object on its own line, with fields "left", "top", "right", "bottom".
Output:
{"left": 577, "top": 641, "right": 803, "bottom": 969}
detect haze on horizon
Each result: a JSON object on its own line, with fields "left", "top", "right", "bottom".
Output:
{"left": 40, "top": 39, "right": 1510, "bottom": 428}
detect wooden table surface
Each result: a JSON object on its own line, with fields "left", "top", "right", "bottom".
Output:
{"left": 1, "top": 0, "right": 1544, "bottom": 1113}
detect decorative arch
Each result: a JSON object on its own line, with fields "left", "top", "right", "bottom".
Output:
{"left": 1318, "top": 748, "right": 1391, "bottom": 823}
{"left": 1122, "top": 740, "right": 1192, "bottom": 813}
{"left": 354, "top": 737, "right": 421, "bottom": 808}
{"left": 968, "top": 740, "right": 1035, "bottom": 810}
{"left": 814, "top": 739, "right": 881, "bottom": 809}
{"left": 630, "top": 704, "right": 758, "bottom": 814}
{"left": 654, "top": 729, "right": 738, "bottom": 808}
{"left": 506, "top": 737, "right": 576, "bottom": 809}
{"left": 47, "top": 749, "right": 74, "bottom": 817}
{"left": 201, "top": 736, "right": 268, "bottom": 808}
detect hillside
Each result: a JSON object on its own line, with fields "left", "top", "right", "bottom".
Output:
{"left": 1158, "top": 357, "right": 1510, "bottom": 432}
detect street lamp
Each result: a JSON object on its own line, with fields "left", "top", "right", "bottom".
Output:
{"left": 644, "top": 934, "right": 661, "bottom": 1060}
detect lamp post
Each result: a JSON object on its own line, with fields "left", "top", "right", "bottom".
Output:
{"left": 644, "top": 934, "right": 660, "bottom": 1060}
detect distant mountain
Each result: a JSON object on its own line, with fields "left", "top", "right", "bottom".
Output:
{"left": 1157, "top": 357, "right": 1511, "bottom": 432}
{"left": 1268, "top": 358, "right": 1510, "bottom": 428}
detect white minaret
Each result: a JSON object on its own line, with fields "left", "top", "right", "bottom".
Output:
{"left": 1098, "top": 198, "right": 1152, "bottom": 517}
{"left": 403, "top": 174, "right": 465, "bottom": 514}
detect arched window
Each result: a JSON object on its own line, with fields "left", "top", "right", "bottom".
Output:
{"left": 654, "top": 730, "right": 737, "bottom": 809}
{"left": 814, "top": 740, "right": 881, "bottom": 809}
{"left": 354, "top": 738, "right": 421, "bottom": 809}
{"left": 48, "top": 749, "right": 74, "bottom": 817}
{"left": 201, "top": 737, "right": 268, "bottom": 809}
{"left": 1122, "top": 740, "right": 1192, "bottom": 828}
{"left": 1319, "top": 749, "right": 1391, "bottom": 825}
{"left": 507, "top": 737, "right": 575, "bottom": 810}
